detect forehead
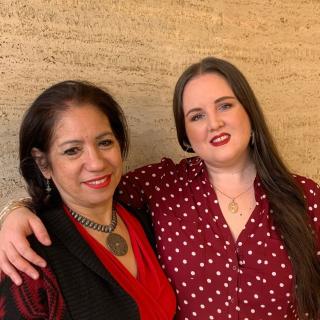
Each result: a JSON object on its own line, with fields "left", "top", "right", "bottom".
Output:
{"left": 52, "top": 104, "right": 112, "bottom": 142}
{"left": 183, "top": 73, "right": 233, "bottom": 104}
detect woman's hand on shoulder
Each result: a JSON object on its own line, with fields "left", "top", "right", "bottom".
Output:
{"left": 0, "top": 207, "right": 51, "bottom": 285}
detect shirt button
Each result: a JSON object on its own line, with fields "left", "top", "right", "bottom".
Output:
{"left": 230, "top": 298, "right": 234, "bottom": 303}
{"left": 232, "top": 265, "right": 237, "bottom": 271}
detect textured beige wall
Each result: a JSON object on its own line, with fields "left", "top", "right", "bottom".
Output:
{"left": 1, "top": 0, "right": 320, "bottom": 205}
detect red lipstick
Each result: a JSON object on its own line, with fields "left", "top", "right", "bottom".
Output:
{"left": 210, "top": 133, "right": 230, "bottom": 147}
{"left": 83, "top": 174, "right": 111, "bottom": 189}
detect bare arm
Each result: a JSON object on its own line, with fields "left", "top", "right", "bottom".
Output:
{"left": 0, "top": 205, "right": 51, "bottom": 285}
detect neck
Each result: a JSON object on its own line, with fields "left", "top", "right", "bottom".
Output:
{"left": 205, "top": 154, "right": 256, "bottom": 187}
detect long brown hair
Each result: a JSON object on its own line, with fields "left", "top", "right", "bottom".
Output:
{"left": 173, "top": 57, "right": 320, "bottom": 319}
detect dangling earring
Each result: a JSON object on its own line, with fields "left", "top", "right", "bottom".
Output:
{"left": 46, "top": 179, "right": 52, "bottom": 193}
{"left": 183, "top": 141, "right": 193, "bottom": 153}
{"left": 250, "top": 131, "right": 255, "bottom": 147}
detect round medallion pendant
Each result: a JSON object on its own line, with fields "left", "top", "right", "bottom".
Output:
{"left": 106, "top": 233, "right": 128, "bottom": 256}
{"left": 228, "top": 200, "right": 238, "bottom": 214}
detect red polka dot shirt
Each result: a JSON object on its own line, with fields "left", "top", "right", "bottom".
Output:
{"left": 118, "top": 157, "right": 320, "bottom": 320}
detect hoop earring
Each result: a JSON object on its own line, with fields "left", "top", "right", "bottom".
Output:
{"left": 46, "top": 179, "right": 52, "bottom": 193}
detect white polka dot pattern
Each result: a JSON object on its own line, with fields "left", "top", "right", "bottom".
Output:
{"left": 117, "top": 157, "right": 320, "bottom": 320}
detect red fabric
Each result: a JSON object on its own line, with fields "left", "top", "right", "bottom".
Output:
{"left": 66, "top": 203, "right": 176, "bottom": 320}
{"left": 0, "top": 263, "right": 66, "bottom": 319}
{"left": 118, "top": 157, "right": 320, "bottom": 320}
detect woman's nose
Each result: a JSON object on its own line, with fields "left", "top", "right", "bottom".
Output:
{"left": 85, "top": 148, "right": 105, "bottom": 171}
{"left": 207, "top": 112, "right": 224, "bottom": 132}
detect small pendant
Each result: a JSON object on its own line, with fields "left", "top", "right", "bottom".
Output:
{"left": 228, "top": 200, "right": 238, "bottom": 214}
{"left": 106, "top": 233, "right": 128, "bottom": 256}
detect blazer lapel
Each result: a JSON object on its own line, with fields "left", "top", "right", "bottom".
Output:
{"left": 40, "top": 205, "right": 120, "bottom": 287}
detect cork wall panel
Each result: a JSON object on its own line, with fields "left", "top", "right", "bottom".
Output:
{"left": 0, "top": 0, "right": 319, "bottom": 205}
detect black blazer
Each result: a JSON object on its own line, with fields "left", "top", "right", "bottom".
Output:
{"left": 30, "top": 203, "right": 153, "bottom": 320}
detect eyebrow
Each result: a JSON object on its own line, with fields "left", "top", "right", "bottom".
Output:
{"left": 185, "top": 96, "right": 236, "bottom": 117}
{"left": 57, "top": 131, "right": 114, "bottom": 148}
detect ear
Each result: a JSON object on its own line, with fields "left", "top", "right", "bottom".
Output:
{"left": 31, "top": 148, "right": 52, "bottom": 179}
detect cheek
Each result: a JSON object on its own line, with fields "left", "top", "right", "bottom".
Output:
{"left": 110, "top": 151, "right": 123, "bottom": 174}
{"left": 242, "top": 118, "right": 252, "bottom": 137}
{"left": 185, "top": 123, "right": 205, "bottom": 143}
{"left": 113, "top": 162, "right": 122, "bottom": 178}
{"left": 51, "top": 161, "right": 71, "bottom": 175}
{"left": 239, "top": 110, "right": 251, "bottom": 128}
{"left": 49, "top": 160, "right": 77, "bottom": 187}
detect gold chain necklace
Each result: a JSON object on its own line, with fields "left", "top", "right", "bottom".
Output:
{"left": 213, "top": 183, "right": 253, "bottom": 214}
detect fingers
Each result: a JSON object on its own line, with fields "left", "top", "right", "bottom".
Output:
{"left": 0, "top": 206, "right": 50, "bottom": 283}
{"left": 3, "top": 213, "right": 49, "bottom": 269}
{"left": 0, "top": 251, "right": 22, "bottom": 285}
{"left": 29, "top": 215, "right": 52, "bottom": 246}
{"left": 5, "top": 241, "right": 42, "bottom": 280}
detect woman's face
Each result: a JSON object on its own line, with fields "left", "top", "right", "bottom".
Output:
{"left": 183, "top": 73, "right": 252, "bottom": 168}
{"left": 38, "top": 104, "right": 123, "bottom": 212}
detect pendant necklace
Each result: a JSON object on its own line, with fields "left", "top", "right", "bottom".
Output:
{"left": 67, "top": 206, "right": 128, "bottom": 256}
{"left": 213, "top": 183, "right": 253, "bottom": 214}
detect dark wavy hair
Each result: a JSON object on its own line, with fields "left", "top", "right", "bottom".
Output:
{"left": 19, "top": 80, "right": 129, "bottom": 210}
{"left": 173, "top": 57, "right": 320, "bottom": 319}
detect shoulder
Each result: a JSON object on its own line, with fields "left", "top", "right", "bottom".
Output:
{"left": 293, "top": 174, "right": 320, "bottom": 228}
{"left": 293, "top": 174, "right": 320, "bottom": 197}
{"left": 116, "top": 156, "right": 204, "bottom": 208}
{"left": 122, "top": 156, "right": 201, "bottom": 179}
{"left": 126, "top": 157, "right": 178, "bottom": 175}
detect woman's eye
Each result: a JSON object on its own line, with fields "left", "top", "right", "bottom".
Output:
{"left": 63, "top": 147, "right": 80, "bottom": 156}
{"left": 190, "top": 113, "right": 205, "bottom": 121}
{"left": 99, "top": 139, "right": 113, "bottom": 147}
{"left": 218, "top": 103, "right": 232, "bottom": 111}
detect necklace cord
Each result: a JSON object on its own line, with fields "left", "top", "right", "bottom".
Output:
{"left": 213, "top": 183, "right": 253, "bottom": 201}
{"left": 212, "top": 182, "right": 254, "bottom": 214}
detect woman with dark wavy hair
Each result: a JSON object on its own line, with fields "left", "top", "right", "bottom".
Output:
{"left": 0, "top": 80, "right": 176, "bottom": 319}
{"left": 1, "top": 57, "right": 320, "bottom": 319}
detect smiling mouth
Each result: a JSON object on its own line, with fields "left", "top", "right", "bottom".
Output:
{"left": 210, "top": 134, "right": 230, "bottom": 146}
{"left": 88, "top": 177, "right": 108, "bottom": 185}
{"left": 84, "top": 175, "right": 111, "bottom": 189}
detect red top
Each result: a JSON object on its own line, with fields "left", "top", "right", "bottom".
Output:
{"left": 66, "top": 203, "right": 176, "bottom": 320}
{"left": 118, "top": 157, "right": 320, "bottom": 320}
